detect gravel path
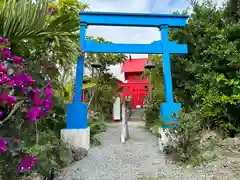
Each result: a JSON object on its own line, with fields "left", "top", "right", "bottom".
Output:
{"left": 56, "top": 122, "right": 239, "bottom": 180}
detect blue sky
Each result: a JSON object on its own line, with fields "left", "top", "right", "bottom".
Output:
{"left": 81, "top": 0, "right": 225, "bottom": 80}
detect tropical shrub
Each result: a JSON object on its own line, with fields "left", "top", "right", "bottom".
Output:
{"left": 0, "top": 0, "right": 90, "bottom": 179}
{"left": 143, "top": 0, "right": 240, "bottom": 165}
{"left": 170, "top": 1, "right": 240, "bottom": 136}
{"left": 0, "top": 38, "right": 54, "bottom": 179}
{"left": 163, "top": 110, "right": 203, "bottom": 164}
{"left": 158, "top": 0, "right": 240, "bottom": 165}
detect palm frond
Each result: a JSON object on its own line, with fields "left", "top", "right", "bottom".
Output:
{"left": 0, "top": 0, "right": 79, "bottom": 55}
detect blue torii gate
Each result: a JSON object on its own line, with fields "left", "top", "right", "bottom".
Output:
{"left": 66, "top": 12, "right": 188, "bottom": 130}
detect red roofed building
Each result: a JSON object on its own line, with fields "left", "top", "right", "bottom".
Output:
{"left": 119, "top": 58, "right": 150, "bottom": 109}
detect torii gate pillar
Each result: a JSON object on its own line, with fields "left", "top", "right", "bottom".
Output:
{"left": 61, "top": 11, "right": 188, "bottom": 150}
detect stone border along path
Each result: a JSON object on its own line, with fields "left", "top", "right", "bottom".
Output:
{"left": 55, "top": 121, "right": 239, "bottom": 180}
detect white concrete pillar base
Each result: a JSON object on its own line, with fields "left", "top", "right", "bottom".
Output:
{"left": 61, "top": 127, "right": 90, "bottom": 150}
{"left": 158, "top": 127, "right": 178, "bottom": 153}
{"left": 158, "top": 127, "right": 170, "bottom": 152}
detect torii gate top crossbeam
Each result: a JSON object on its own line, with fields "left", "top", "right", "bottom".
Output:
{"left": 80, "top": 11, "right": 188, "bottom": 27}
{"left": 79, "top": 12, "right": 188, "bottom": 54}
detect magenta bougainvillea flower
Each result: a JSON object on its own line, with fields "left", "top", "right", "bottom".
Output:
{"left": 0, "top": 37, "right": 53, "bottom": 172}
{"left": 3, "top": 48, "right": 11, "bottom": 59}
{"left": 7, "top": 95, "right": 16, "bottom": 106}
{"left": 0, "top": 64, "right": 8, "bottom": 73}
{"left": 12, "top": 56, "right": 24, "bottom": 63}
{"left": 26, "top": 106, "right": 42, "bottom": 121}
{"left": 18, "top": 155, "right": 38, "bottom": 173}
{"left": 43, "top": 87, "right": 53, "bottom": 99}
{"left": 20, "top": 72, "right": 35, "bottom": 85}
{"left": 0, "top": 37, "right": 53, "bottom": 120}
{"left": 42, "top": 99, "right": 53, "bottom": 110}
{"left": 0, "top": 74, "right": 10, "bottom": 84}
{"left": 0, "top": 139, "right": 8, "bottom": 153}
{"left": 0, "top": 93, "right": 16, "bottom": 107}
{"left": 0, "top": 37, "right": 8, "bottom": 44}
{"left": 31, "top": 89, "right": 42, "bottom": 105}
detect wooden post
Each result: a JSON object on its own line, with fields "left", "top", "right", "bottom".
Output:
{"left": 125, "top": 102, "right": 129, "bottom": 139}
{"left": 121, "top": 97, "right": 130, "bottom": 143}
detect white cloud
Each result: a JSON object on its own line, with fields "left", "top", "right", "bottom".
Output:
{"left": 83, "top": 0, "right": 160, "bottom": 48}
